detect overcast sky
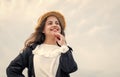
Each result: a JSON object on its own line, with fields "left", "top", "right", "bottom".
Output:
{"left": 0, "top": 0, "right": 120, "bottom": 77}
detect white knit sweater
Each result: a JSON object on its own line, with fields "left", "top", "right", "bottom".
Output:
{"left": 32, "top": 44, "right": 69, "bottom": 77}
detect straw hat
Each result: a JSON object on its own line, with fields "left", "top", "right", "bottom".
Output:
{"left": 37, "top": 11, "right": 66, "bottom": 30}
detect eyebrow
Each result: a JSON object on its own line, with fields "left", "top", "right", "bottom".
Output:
{"left": 47, "top": 21, "right": 52, "bottom": 23}
{"left": 46, "top": 20, "right": 59, "bottom": 23}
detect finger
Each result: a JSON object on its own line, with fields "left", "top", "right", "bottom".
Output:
{"left": 54, "top": 33, "right": 61, "bottom": 37}
{"left": 55, "top": 36, "right": 60, "bottom": 41}
{"left": 54, "top": 33, "right": 61, "bottom": 40}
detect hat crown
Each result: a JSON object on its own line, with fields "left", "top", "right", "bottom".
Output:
{"left": 37, "top": 11, "right": 66, "bottom": 30}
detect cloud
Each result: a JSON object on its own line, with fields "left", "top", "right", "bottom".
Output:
{"left": 0, "top": 0, "right": 120, "bottom": 77}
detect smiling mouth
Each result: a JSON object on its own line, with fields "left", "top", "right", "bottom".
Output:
{"left": 50, "top": 28, "right": 59, "bottom": 32}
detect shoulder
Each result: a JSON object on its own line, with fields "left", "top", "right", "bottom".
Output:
{"left": 60, "top": 46, "right": 73, "bottom": 57}
{"left": 20, "top": 43, "right": 38, "bottom": 55}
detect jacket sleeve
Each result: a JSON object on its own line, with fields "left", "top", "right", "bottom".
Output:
{"left": 60, "top": 46, "right": 78, "bottom": 73}
{"left": 6, "top": 46, "right": 32, "bottom": 77}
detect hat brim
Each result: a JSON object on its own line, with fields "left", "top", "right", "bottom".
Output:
{"left": 38, "top": 11, "right": 66, "bottom": 30}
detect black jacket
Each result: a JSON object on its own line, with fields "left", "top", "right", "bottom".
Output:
{"left": 6, "top": 44, "right": 78, "bottom": 77}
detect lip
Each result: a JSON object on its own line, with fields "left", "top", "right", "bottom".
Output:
{"left": 50, "top": 28, "right": 59, "bottom": 32}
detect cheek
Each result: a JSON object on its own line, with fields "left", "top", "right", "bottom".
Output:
{"left": 59, "top": 27, "right": 62, "bottom": 33}
{"left": 59, "top": 29, "right": 61, "bottom": 33}
{"left": 44, "top": 25, "right": 49, "bottom": 30}
{"left": 43, "top": 26, "right": 48, "bottom": 33}
{"left": 43, "top": 26, "right": 51, "bottom": 35}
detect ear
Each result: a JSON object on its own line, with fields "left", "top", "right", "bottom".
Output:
{"left": 42, "top": 30, "right": 45, "bottom": 33}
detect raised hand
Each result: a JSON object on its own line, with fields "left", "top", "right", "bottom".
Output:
{"left": 54, "top": 33, "right": 66, "bottom": 46}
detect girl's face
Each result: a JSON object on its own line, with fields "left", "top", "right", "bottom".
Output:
{"left": 43, "top": 16, "right": 61, "bottom": 37}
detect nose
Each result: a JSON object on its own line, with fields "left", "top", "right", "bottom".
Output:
{"left": 52, "top": 23, "right": 58, "bottom": 27}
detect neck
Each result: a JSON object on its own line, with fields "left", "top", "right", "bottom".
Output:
{"left": 43, "top": 36, "right": 57, "bottom": 45}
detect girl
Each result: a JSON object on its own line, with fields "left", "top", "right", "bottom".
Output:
{"left": 6, "top": 11, "right": 78, "bottom": 77}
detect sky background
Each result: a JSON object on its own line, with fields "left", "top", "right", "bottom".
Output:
{"left": 0, "top": 0, "right": 120, "bottom": 77}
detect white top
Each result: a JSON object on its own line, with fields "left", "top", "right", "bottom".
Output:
{"left": 33, "top": 44, "right": 69, "bottom": 77}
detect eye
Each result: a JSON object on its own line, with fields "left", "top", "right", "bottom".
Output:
{"left": 55, "top": 21, "right": 60, "bottom": 25}
{"left": 47, "top": 21, "right": 52, "bottom": 25}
